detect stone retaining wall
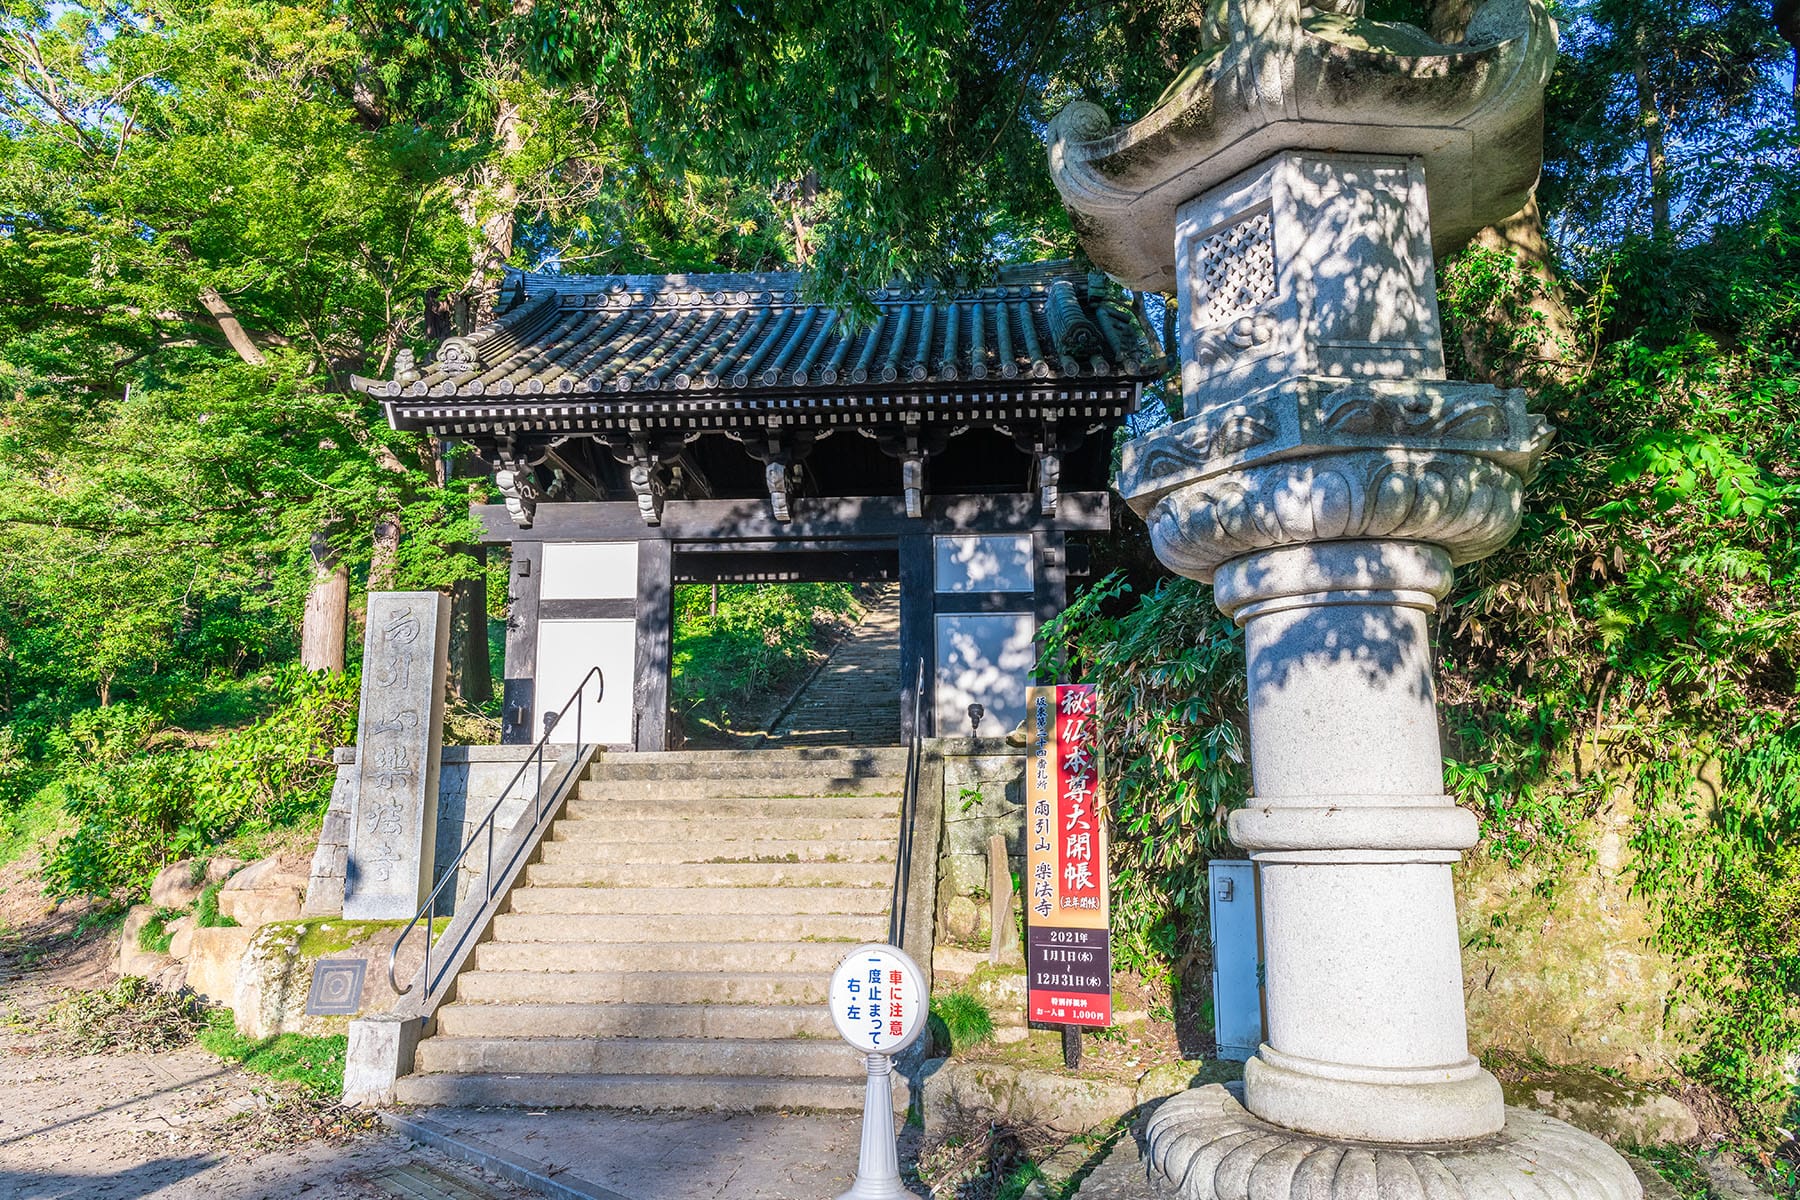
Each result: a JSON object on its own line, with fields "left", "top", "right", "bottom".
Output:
{"left": 926, "top": 745, "right": 1693, "bottom": 1081}
{"left": 932, "top": 738, "right": 1026, "bottom": 948}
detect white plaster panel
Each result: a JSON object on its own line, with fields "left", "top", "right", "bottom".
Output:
{"left": 534, "top": 619, "right": 635, "bottom": 745}
{"left": 540, "top": 541, "right": 639, "bottom": 600}
{"left": 934, "top": 612, "right": 1035, "bottom": 735}
{"left": 934, "top": 535, "right": 1035, "bottom": 594}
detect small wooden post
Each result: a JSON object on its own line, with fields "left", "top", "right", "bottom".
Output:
{"left": 988, "top": 833, "right": 1017, "bottom": 966}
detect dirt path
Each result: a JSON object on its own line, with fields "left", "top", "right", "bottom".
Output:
{"left": 0, "top": 858, "right": 530, "bottom": 1200}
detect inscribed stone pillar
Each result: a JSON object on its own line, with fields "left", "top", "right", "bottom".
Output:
{"left": 345, "top": 592, "right": 451, "bottom": 921}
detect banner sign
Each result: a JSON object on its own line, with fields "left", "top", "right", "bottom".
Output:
{"left": 1025, "top": 684, "right": 1113, "bottom": 1027}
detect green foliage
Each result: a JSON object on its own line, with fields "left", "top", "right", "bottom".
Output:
{"left": 1037, "top": 573, "right": 1247, "bottom": 971}
{"left": 41, "top": 667, "right": 358, "bottom": 898}
{"left": 1436, "top": 182, "right": 1800, "bottom": 1133}
{"left": 1627, "top": 1147, "right": 1710, "bottom": 1199}
{"left": 670, "top": 583, "right": 858, "bottom": 731}
{"left": 929, "top": 989, "right": 995, "bottom": 1054}
{"left": 198, "top": 1009, "right": 348, "bottom": 1096}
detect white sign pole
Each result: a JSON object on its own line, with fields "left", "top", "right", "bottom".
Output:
{"left": 843, "top": 1053, "right": 903, "bottom": 1200}
{"left": 827, "top": 943, "right": 926, "bottom": 1200}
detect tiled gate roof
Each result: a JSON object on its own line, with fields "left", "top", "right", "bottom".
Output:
{"left": 353, "top": 263, "right": 1164, "bottom": 429}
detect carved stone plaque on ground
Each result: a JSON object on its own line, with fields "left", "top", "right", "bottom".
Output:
{"left": 345, "top": 592, "right": 450, "bottom": 920}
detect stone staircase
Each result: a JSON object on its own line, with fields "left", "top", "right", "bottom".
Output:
{"left": 393, "top": 746, "right": 909, "bottom": 1110}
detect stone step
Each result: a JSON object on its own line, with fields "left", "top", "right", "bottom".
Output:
{"left": 488, "top": 912, "right": 885, "bottom": 944}
{"left": 522, "top": 861, "right": 894, "bottom": 890}
{"left": 392, "top": 1072, "right": 882, "bottom": 1112}
{"left": 586, "top": 748, "right": 908, "bottom": 778}
{"left": 564, "top": 796, "right": 898, "bottom": 820}
{"left": 549, "top": 815, "right": 898, "bottom": 843}
{"left": 577, "top": 776, "right": 904, "bottom": 800}
{"left": 507, "top": 886, "right": 891, "bottom": 916}
{"left": 414, "top": 1035, "right": 863, "bottom": 1078}
{"left": 535, "top": 838, "right": 893, "bottom": 865}
{"left": 471, "top": 940, "right": 856, "bottom": 974}
{"left": 435, "top": 1002, "right": 838, "bottom": 1040}
{"left": 452, "top": 970, "right": 831, "bottom": 1006}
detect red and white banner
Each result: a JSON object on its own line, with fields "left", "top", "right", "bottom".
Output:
{"left": 1024, "top": 684, "right": 1112, "bottom": 1027}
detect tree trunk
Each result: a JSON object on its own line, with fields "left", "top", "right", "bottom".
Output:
{"left": 299, "top": 531, "right": 348, "bottom": 672}
{"left": 1460, "top": 192, "right": 1578, "bottom": 383}
{"left": 461, "top": 96, "right": 525, "bottom": 327}
{"left": 448, "top": 548, "right": 493, "bottom": 706}
{"left": 1632, "top": 34, "right": 1671, "bottom": 235}
{"left": 1777, "top": 0, "right": 1800, "bottom": 119}
{"left": 198, "top": 287, "right": 267, "bottom": 366}
{"left": 369, "top": 518, "right": 402, "bottom": 592}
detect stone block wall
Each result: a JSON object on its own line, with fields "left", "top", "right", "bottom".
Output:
{"left": 934, "top": 738, "right": 1026, "bottom": 947}
{"left": 1458, "top": 798, "right": 1694, "bottom": 1079}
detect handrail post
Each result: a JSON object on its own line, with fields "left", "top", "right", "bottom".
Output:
{"left": 890, "top": 656, "right": 926, "bottom": 950}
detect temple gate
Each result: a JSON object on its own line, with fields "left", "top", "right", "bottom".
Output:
{"left": 354, "top": 262, "right": 1163, "bottom": 748}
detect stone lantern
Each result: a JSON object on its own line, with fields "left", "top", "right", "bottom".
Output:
{"left": 1049, "top": 0, "right": 1644, "bottom": 1195}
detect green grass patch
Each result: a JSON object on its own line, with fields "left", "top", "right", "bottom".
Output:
{"left": 136, "top": 907, "right": 184, "bottom": 954}
{"left": 0, "top": 782, "right": 66, "bottom": 869}
{"left": 195, "top": 880, "right": 238, "bottom": 928}
{"left": 930, "top": 990, "right": 995, "bottom": 1054}
{"left": 199, "top": 1009, "right": 347, "bottom": 1097}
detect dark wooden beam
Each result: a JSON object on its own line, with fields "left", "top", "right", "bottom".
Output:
{"left": 501, "top": 543, "right": 542, "bottom": 744}
{"left": 933, "top": 591, "right": 1037, "bottom": 614}
{"left": 540, "top": 598, "right": 636, "bottom": 620}
{"left": 633, "top": 539, "right": 673, "bottom": 751}
{"left": 898, "top": 535, "right": 935, "bottom": 743}
{"left": 673, "top": 550, "right": 899, "bottom": 585}
{"left": 474, "top": 492, "right": 1110, "bottom": 544}
{"left": 1033, "top": 530, "right": 1068, "bottom": 684}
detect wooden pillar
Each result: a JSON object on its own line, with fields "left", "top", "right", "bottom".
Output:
{"left": 501, "top": 543, "right": 541, "bottom": 744}
{"left": 633, "top": 539, "right": 673, "bottom": 751}
{"left": 1033, "top": 530, "right": 1068, "bottom": 684}
{"left": 898, "top": 534, "right": 935, "bottom": 742}
{"left": 448, "top": 545, "right": 493, "bottom": 705}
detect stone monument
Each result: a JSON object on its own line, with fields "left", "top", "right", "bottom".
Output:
{"left": 345, "top": 592, "right": 451, "bottom": 921}
{"left": 1049, "top": 0, "right": 1643, "bottom": 1195}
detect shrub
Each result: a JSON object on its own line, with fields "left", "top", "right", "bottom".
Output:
{"left": 41, "top": 667, "right": 357, "bottom": 899}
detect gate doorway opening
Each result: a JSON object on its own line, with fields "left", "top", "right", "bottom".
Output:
{"left": 670, "top": 546, "right": 901, "bottom": 748}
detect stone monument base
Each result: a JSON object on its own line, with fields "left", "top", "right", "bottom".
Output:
{"left": 1082, "top": 1084, "right": 1642, "bottom": 1199}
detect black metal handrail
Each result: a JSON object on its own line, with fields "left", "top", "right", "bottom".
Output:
{"left": 389, "top": 665, "right": 603, "bottom": 996}
{"left": 888, "top": 657, "right": 926, "bottom": 949}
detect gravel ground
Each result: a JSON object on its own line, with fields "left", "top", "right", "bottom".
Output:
{"left": 0, "top": 856, "right": 529, "bottom": 1200}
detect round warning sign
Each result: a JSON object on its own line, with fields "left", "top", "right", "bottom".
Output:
{"left": 828, "top": 943, "right": 927, "bottom": 1056}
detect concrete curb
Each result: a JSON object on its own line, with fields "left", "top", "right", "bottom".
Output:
{"left": 381, "top": 1111, "right": 632, "bottom": 1200}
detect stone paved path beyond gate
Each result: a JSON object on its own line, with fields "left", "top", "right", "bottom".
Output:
{"left": 762, "top": 583, "right": 902, "bottom": 748}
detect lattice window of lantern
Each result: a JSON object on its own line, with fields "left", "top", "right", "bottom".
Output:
{"left": 1188, "top": 209, "right": 1277, "bottom": 328}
